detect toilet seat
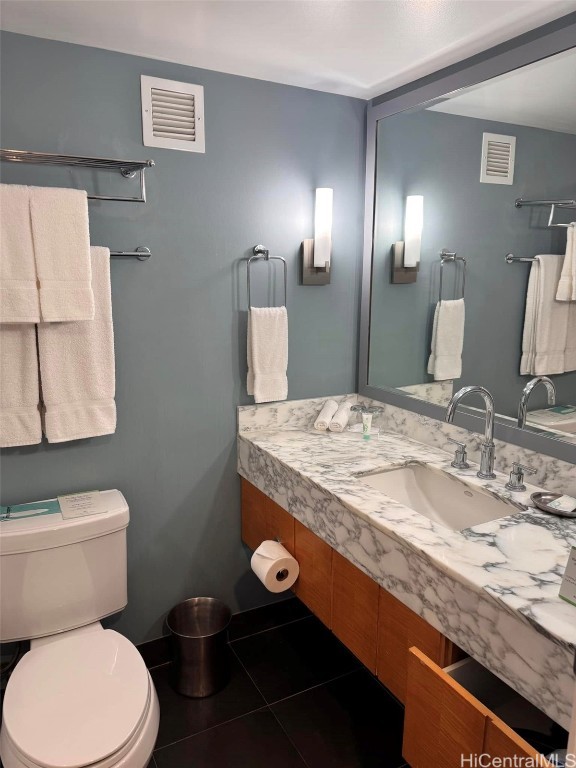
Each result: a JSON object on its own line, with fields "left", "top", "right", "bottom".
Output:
{"left": 1, "top": 630, "right": 153, "bottom": 768}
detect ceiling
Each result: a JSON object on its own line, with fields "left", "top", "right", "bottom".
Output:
{"left": 429, "top": 47, "right": 576, "bottom": 134}
{"left": 1, "top": 1, "right": 575, "bottom": 99}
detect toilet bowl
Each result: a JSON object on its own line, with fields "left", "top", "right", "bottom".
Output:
{"left": 0, "top": 491, "right": 160, "bottom": 768}
{"left": 0, "top": 626, "right": 159, "bottom": 768}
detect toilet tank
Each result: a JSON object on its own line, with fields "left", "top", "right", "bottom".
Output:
{"left": 0, "top": 490, "right": 129, "bottom": 642}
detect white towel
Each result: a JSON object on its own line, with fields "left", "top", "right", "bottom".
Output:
{"left": 0, "top": 185, "right": 41, "bottom": 323}
{"left": 427, "top": 299, "right": 465, "bottom": 381}
{"left": 0, "top": 184, "right": 94, "bottom": 323}
{"left": 37, "top": 247, "right": 116, "bottom": 442}
{"left": 30, "top": 186, "right": 94, "bottom": 322}
{"left": 0, "top": 324, "right": 42, "bottom": 447}
{"left": 520, "top": 255, "right": 571, "bottom": 376}
{"left": 556, "top": 223, "right": 576, "bottom": 302}
{"left": 314, "top": 399, "right": 338, "bottom": 431}
{"left": 247, "top": 306, "right": 288, "bottom": 403}
{"left": 329, "top": 400, "right": 353, "bottom": 432}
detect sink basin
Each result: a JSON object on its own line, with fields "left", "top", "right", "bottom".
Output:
{"left": 360, "top": 462, "right": 517, "bottom": 531}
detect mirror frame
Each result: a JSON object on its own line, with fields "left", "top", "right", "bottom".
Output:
{"left": 359, "top": 13, "right": 576, "bottom": 463}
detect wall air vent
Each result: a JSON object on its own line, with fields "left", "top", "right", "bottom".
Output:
{"left": 141, "top": 75, "right": 205, "bottom": 153}
{"left": 480, "top": 133, "right": 515, "bottom": 185}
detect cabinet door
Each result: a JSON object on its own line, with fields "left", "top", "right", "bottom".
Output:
{"left": 293, "top": 520, "right": 333, "bottom": 627}
{"left": 377, "top": 587, "right": 462, "bottom": 703}
{"left": 331, "top": 551, "right": 379, "bottom": 672}
{"left": 403, "top": 647, "right": 487, "bottom": 768}
{"left": 484, "top": 719, "right": 552, "bottom": 766}
{"left": 241, "top": 479, "right": 294, "bottom": 554}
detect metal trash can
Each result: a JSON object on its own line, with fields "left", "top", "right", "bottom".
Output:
{"left": 167, "top": 597, "right": 232, "bottom": 698}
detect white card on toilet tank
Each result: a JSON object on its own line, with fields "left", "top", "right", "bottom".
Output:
{"left": 58, "top": 491, "right": 107, "bottom": 519}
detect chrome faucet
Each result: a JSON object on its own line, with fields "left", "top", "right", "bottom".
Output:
{"left": 445, "top": 386, "right": 496, "bottom": 480}
{"left": 518, "top": 376, "right": 556, "bottom": 429}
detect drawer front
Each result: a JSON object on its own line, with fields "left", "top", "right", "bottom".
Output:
{"left": 332, "top": 551, "right": 379, "bottom": 672}
{"left": 404, "top": 647, "right": 487, "bottom": 768}
{"left": 404, "top": 648, "right": 552, "bottom": 767}
{"left": 293, "top": 520, "right": 333, "bottom": 627}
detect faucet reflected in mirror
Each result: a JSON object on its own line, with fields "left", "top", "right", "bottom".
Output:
{"left": 518, "top": 376, "right": 556, "bottom": 429}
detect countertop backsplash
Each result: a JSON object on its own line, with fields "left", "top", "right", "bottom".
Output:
{"left": 238, "top": 393, "right": 576, "bottom": 496}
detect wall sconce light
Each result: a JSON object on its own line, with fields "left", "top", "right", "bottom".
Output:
{"left": 391, "top": 195, "right": 423, "bottom": 284}
{"left": 302, "top": 187, "right": 332, "bottom": 285}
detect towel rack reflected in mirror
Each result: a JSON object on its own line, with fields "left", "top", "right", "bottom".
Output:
{"left": 246, "top": 245, "right": 287, "bottom": 308}
{"left": 515, "top": 197, "right": 576, "bottom": 228}
{"left": 505, "top": 254, "right": 537, "bottom": 264}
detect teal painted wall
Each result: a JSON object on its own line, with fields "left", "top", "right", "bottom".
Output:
{"left": 0, "top": 32, "right": 366, "bottom": 643}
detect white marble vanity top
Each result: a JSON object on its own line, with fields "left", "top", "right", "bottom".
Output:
{"left": 238, "top": 425, "right": 576, "bottom": 652}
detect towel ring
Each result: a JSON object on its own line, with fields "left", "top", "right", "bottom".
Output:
{"left": 439, "top": 249, "right": 466, "bottom": 302}
{"left": 246, "top": 245, "right": 287, "bottom": 308}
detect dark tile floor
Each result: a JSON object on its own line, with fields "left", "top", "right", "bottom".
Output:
{"left": 150, "top": 598, "right": 408, "bottom": 768}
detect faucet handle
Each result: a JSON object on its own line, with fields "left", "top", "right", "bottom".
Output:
{"left": 447, "top": 438, "right": 470, "bottom": 470}
{"left": 505, "top": 462, "right": 537, "bottom": 492}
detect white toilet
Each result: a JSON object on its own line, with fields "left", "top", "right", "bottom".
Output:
{"left": 0, "top": 490, "right": 160, "bottom": 768}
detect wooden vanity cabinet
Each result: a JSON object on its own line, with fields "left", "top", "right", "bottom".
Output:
{"left": 293, "top": 519, "right": 333, "bottom": 627}
{"left": 241, "top": 479, "right": 557, "bottom": 766}
{"left": 332, "top": 551, "right": 380, "bottom": 671}
{"left": 241, "top": 479, "right": 294, "bottom": 554}
{"left": 377, "top": 588, "right": 463, "bottom": 703}
{"left": 403, "top": 648, "right": 553, "bottom": 767}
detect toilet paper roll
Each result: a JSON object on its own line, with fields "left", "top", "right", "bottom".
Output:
{"left": 250, "top": 540, "right": 300, "bottom": 593}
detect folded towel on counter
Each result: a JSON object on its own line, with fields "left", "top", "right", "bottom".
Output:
{"left": 427, "top": 299, "right": 465, "bottom": 381}
{"left": 314, "top": 399, "right": 338, "bottom": 431}
{"left": 30, "top": 186, "right": 94, "bottom": 322}
{"left": 329, "top": 400, "right": 354, "bottom": 432}
{"left": 556, "top": 223, "right": 576, "bottom": 302}
{"left": 37, "top": 247, "right": 116, "bottom": 442}
{"left": 0, "top": 184, "right": 41, "bottom": 323}
{"left": 0, "top": 184, "right": 93, "bottom": 323}
{"left": 0, "top": 324, "right": 42, "bottom": 447}
{"left": 247, "top": 306, "right": 288, "bottom": 403}
{"left": 521, "top": 255, "right": 572, "bottom": 375}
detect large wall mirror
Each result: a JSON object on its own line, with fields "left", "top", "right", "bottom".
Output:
{"left": 360, "top": 17, "right": 576, "bottom": 462}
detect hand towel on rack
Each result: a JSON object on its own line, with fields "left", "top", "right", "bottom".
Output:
{"left": 329, "top": 400, "right": 354, "bottom": 432}
{"left": 426, "top": 299, "right": 465, "bottom": 381}
{"left": 0, "top": 184, "right": 41, "bottom": 322}
{"left": 37, "top": 247, "right": 116, "bottom": 442}
{"left": 520, "top": 254, "right": 569, "bottom": 376}
{"left": 30, "top": 186, "right": 94, "bottom": 321}
{"left": 0, "top": 324, "right": 42, "bottom": 447}
{"left": 314, "top": 399, "right": 339, "bottom": 431}
{"left": 247, "top": 306, "right": 288, "bottom": 403}
{"left": 556, "top": 223, "right": 576, "bottom": 302}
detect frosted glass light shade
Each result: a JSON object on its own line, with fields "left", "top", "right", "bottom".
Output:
{"left": 314, "top": 188, "right": 333, "bottom": 268}
{"left": 404, "top": 195, "right": 423, "bottom": 268}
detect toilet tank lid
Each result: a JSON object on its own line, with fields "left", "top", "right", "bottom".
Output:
{"left": 0, "top": 489, "right": 129, "bottom": 555}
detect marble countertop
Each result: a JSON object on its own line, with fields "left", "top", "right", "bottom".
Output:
{"left": 239, "top": 426, "right": 576, "bottom": 652}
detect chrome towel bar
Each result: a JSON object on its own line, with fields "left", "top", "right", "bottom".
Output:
{"left": 0, "top": 149, "right": 155, "bottom": 203}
